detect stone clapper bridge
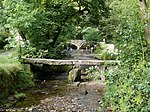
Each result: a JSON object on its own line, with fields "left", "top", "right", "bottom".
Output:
{"left": 22, "top": 40, "right": 120, "bottom": 82}
{"left": 22, "top": 58, "right": 119, "bottom": 66}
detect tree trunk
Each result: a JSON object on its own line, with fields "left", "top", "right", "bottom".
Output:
{"left": 51, "top": 7, "right": 90, "bottom": 47}
{"left": 139, "top": 0, "right": 150, "bottom": 45}
{"left": 18, "top": 30, "right": 27, "bottom": 41}
{"left": 51, "top": 26, "right": 62, "bottom": 47}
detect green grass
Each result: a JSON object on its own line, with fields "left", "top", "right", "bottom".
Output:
{"left": 0, "top": 56, "right": 20, "bottom": 79}
{"left": 0, "top": 55, "right": 34, "bottom": 98}
{"left": 0, "top": 55, "right": 19, "bottom": 64}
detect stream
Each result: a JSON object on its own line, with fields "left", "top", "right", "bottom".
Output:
{"left": 1, "top": 72, "right": 104, "bottom": 112}
{"left": 0, "top": 49, "right": 105, "bottom": 112}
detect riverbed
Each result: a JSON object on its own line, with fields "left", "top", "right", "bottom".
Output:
{"left": 2, "top": 73, "right": 104, "bottom": 112}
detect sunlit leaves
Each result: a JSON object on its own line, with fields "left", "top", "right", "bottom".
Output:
{"left": 1, "top": 0, "right": 109, "bottom": 58}
{"left": 83, "top": 27, "right": 101, "bottom": 41}
{"left": 99, "top": 0, "right": 150, "bottom": 112}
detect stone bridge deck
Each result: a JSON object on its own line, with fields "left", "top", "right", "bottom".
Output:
{"left": 22, "top": 58, "right": 120, "bottom": 65}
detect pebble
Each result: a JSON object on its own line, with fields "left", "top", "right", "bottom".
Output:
{"left": 4, "top": 80, "right": 103, "bottom": 112}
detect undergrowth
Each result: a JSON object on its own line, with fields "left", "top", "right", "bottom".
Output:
{"left": 99, "top": 0, "right": 150, "bottom": 112}
{"left": 0, "top": 55, "right": 34, "bottom": 98}
{"left": 100, "top": 62, "right": 150, "bottom": 112}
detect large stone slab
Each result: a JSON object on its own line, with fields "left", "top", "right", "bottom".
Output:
{"left": 22, "top": 58, "right": 120, "bottom": 65}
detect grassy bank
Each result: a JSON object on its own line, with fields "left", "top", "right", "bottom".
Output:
{"left": 0, "top": 55, "right": 34, "bottom": 98}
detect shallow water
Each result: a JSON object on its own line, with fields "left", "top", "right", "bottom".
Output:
{"left": 4, "top": 73, "right": 104, "bottom": 112}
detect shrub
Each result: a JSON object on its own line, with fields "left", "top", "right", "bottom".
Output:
{"left": 99, "top": 0, "right": 150, "bottom": 111}
{"left": 100, "top": 62, "right": 150, "bottom": 112}
{"left": 94, "top": 45, "right": 117, "bottom": 60}
{"left": 0, "top": 55, "right": 34, "bottom": 98}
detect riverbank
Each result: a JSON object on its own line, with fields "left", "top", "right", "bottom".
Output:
{"left": 0, "top": 55, "right": 34, "bottom": 99}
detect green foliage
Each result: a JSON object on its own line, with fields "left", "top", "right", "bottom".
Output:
{"left": 94, "top": 45, "right": 117, "bottom": 60}
{"left": 0, "top": 27, "right": 9, "bottom": 49}
{"left": 83, "top": 27, "right": 101, "bottom": 42}
{"left": 22, "top": 43, "right": 67, "bottom": 59}
{"left": 100, "top": 63, "right": 150, "bottom": 112}
{"left": 1, "top": 0, "right": 109, "bottom": 58}
{"left": 0, "top": 55, "right": 19, "bottom": 64}
{"left": 109, "top": 0, "right": 149, "bottom": 64}
{"left": 0, "top": 0, "right": 8, "bottom": 48}
{"left": 48, "top": 65, "right": 71, "bottom": 73}
{"left": 0, "top": 55, "right": 34, "bottom": 98}
{"left": 85, "top": 66, "right": 100, "bottom": 80}
{"left": 15, "top": 68, "right": 34, "bottom": 89}
{"left": 14, "top": 93, "right": 26, "bottom": 100}
{"left": 99, "top": 0, "right": 150, "bottom": 111}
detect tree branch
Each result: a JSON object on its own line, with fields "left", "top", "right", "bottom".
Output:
{"left": 51, "top": 5, "right": 90, "bottom": 47}
{"left": 51, "top": 26, "right": 62, "bottom": 47}
{"left": 18, "top": 30, "right": 27, "bottom": 41}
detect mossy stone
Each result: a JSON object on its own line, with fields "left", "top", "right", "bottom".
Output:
{"left": 68, "top": 68, "right": 81, "bottom": 83}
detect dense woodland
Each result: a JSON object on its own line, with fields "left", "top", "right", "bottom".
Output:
{"left": 0, "top": 0, "right": 150, "bottom": 111}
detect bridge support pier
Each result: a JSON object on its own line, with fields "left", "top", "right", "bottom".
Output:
{"left": 68, "top": 66, "right": 81, "bottom": 83}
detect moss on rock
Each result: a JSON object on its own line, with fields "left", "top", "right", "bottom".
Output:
{"left": 68, "top": 68, "right": 81, "bottom": 83}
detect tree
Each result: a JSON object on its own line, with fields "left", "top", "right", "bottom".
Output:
{"left": 1, "top": 0, "right": 109, "bottom": 58}
{"left": 0, "top": 0, "right": 9, "bottom": 48}
{"left": 99, "top": 0, "right": 150, "bottom": 111}
{"left": 139, "top": 0, "right": 150, "bottom": 44}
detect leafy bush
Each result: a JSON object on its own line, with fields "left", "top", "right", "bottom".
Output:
{"left": 99, "top": 0, "right": 150, "bottom": 111}
{"left": 21, "top": 43, "right": 67, "bottom": 59}
{"left": 100, "top": 63, "right": 150, "bottom": 112}
{"left": 83, "top": 27, "right": 101, "bottom": 42}
{"left": 0, "top": 56, "right": 34, "bottom": 98}
{"left": 94, "top": 48, "right": 117, "bottom": 60}
{"left": 1, "top": 0, "right": 109, "bottom": 58}
{"left": 94, "top": 44, "right": 117, "bottom": 60}
{"left": 85, "top": 66, "right": 101, "bottom": 80}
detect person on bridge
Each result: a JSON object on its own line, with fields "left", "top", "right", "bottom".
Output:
{"left": 67, "top": 44, "right": 73, "bottom": 57}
